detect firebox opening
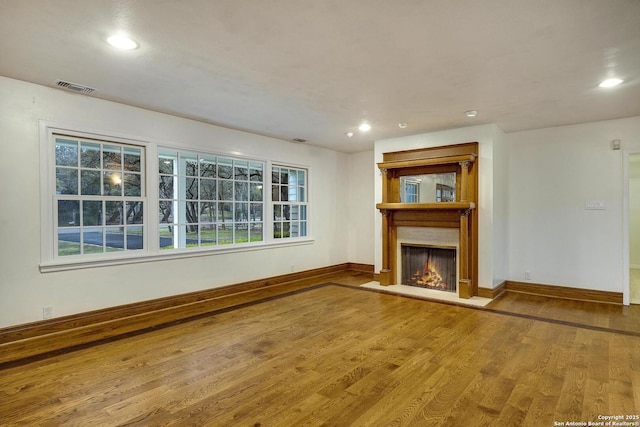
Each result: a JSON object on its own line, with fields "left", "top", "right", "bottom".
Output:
{"left": 401, "top": 244, "right": 456, "bottom": 293}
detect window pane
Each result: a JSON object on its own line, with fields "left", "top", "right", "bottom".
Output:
{"left": 250, "top": 222, "right": 263, "bottom": 242}
{"left": 218, "top": 227, "right": 232, "bottom": 245}
{"left": 235, "top": 223, "right": 248, "bottom": 243}
{"left": 159, "top": 157, "right": 175, "bottom": 174}
{"left": 300, "top": 221, "right": 307, "bottom": 236}
{"left": 288, "top": 185, "right": 298, "bottom": 202}
{"left": 250, "top": 203, "right": 262, "bottom": 222}
{"left": 58, "top": 200, "right": 80, "bottom": 227}
{"left": 234, "top": 160, "right": 248, "bottom": 180}
{"left": 280, "top": 185, "right": 289, "bottom": 202}
{"left": 235, "top": 202, "right": 248, "bottom": 222}
{"left": 272, "top": 167, "right": 280, "bottom": 184}
{"left": 298, "top": 186, "right": 305, "bottom": 202}
{"left": 218, "top": 158, "right": 232, "bottom": 179}
{"left": 219, "top": 180, "right": 233, "bottom": 201}
{"left": 158, "top": 201, "right": 174, "bottom": 223}
{"left": 83, "top": 201, "right": 102, "bottom": 226}
{"left": 103, "top": 145, "right": 122, "bottom": 170}
{"left": 250, "top": 183, "right": 263, "bottom": 201}
{"left": 219, "top": 202, "right": 233, "bottom": 223}
{"left": 185, "top": 177, "right": 198, "bottom": 200}
{"left": 125, "top": 201, "right": 143, "bottom": 225}
{"left": 58, "top": 230, "right": 80, "bottom": 256}
{"left": 272, "top": 185, "right": 279, "bottom": 201}
{"left": 123, "top": 148, "right": 141, "bottom": 172}
{"left": 181, "top": 153, "right": 198, "bottom": 177}
{"left": 281, "top": 169, "right": 289, "bottom": 185}
{"left": 282, "top": 222, "right": 291, "bottom": 237}
{"left": 290, "top": 205, "right": 299, "bottom": 220}
{"left": 250, "top": 163, "right": 263, "bottom": 182}
{"left": 185, "top": 202, "right": 198, "bottom": 223}
{"left": 185, "top": 224, "right": 199, "bottom": 248}
{"left": 200, "top": 155, "right": 216, "bottom": 178}
{"left": 159, "top": 176, "right": 174, "bottom": 199}
{"left": 105, "top": 227, "right": 124, "bottom": 251}
{"left": 126, "top": 226, "right": 143, "bottom": 250}
{"left": 235, "top": 181, "right": 248, "bottom": 201}
{"left": 124, "top": 173, "right": 141, "bottom": 197}
{"left": 201, "top": 224, "right": 216, "bottom": 246}
{"left": 200, "top": 178, "right": 216, "bottom": 200}
{"left": 274, "top": 222, "right": 282, "bottom": 238}
{"left": 290, "top": 221, "right": 299, "bottom": 237}
{"left": 81, "top": 170, "right": 101, "bottom": 195}
{"left": 103, "top": 172, "right": 122, "bottom": 196}
{"left": 83, "top": 227, "right": 103, "bottom": 254}
{"left": 300, "top": 205, "right": 307, "bottom": 220}
{"left": 56, "top": 168, "right": 78, "bottom": 195}
{"left": 274, "top": 204, "right": 282, "bottom": 220}
{"left": 105, "top": 201, "right": 123, "bottom": 225}
{"left": 298, "top": 170, "right": 305, "bottom": 185}
{"left": 200, "top": 202, "right": 216, "bottom": 222}
{"left": 80, "top": 142, "right": 100, "bottom": 169}
{"left": 282, "top": 205, "right": 291, "bottom": 220}
{"left": 159, "top": 225, "right": 174, "bottom": 249}
{"left": 55, "top": 139, "right": 78, "bottom": 167}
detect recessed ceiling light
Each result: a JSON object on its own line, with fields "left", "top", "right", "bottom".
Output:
{"left": 398, "top": 123, "right": 408, "bottom": 129}
{"left": 465, "top": 110, "right": 478, "bottom": 117}
{"left": 107, "top": 34, "right": 139, "bottom": 50}
{"left": 598, "top": 78, "right": 623, "bottom": 88}
{"left": 345, "top": 132, "right": 354, "bottom": 138}
{"left": 358, "top": 122, "right": 371, "bottom": 132}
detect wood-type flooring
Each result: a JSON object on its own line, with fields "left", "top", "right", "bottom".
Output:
{"left": 1, "top": 271, "right": 639, "bottom": 426}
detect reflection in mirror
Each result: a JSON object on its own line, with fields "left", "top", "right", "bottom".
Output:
{"left": 400, "top": 173, "right": 456, "bottom": 203}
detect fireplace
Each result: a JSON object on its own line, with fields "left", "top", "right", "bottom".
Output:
{"left": 376, "top": 142, "right": 478, "bottom": 298}
{"left": 401, "top": 245, "right": 456, "bottom": 293}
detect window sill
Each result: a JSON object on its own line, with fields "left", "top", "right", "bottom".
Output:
{"left": 40, "top": 238, "right": 315, "bottom": 273}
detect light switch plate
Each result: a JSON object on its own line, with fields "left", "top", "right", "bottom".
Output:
{"left": 585, "top": 200, "right": 605, "bottom": 210}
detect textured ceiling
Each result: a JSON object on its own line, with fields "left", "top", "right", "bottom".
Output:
{"left": 1, "top": 0, "right": 639, "bottom": 153}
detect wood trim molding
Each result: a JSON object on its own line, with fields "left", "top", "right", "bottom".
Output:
{"left": 505, "top": 280, "right": 623, "bottom": 305}
{"left": 0, "top": 263, "right": 373, "bottom": 365}
{"left": 478, "top": 281, "right": 507, "bottom": 299}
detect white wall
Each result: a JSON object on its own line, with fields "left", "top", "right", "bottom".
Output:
{"left": 346, "top": 150, "right": 375, "bottom": 265}
{"left": 374, "top": 124, "right": 507, "bottom": 289}
{"left": 0, "top": 76, "right": 351, "bottom": 327}
{"left": 506, "top": 116, "right": 640, "bottom": 294}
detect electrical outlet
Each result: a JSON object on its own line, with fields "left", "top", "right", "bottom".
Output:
{"left": 524, "top": 271, "right": 531, "bottom": 280}
{"left": 43, "top": 305, "right": 53, "bottom": 319}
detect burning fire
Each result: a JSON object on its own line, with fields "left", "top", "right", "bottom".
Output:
{"left": 413, "top": 264, "right": 448, "bottom": 290}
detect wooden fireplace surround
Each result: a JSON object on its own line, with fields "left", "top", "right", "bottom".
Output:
{"left": 376, "top": 142, "right": 479, "bottom": 298}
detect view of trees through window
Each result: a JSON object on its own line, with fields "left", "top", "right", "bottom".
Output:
{"left": 49, "top": 131, "right": 308, "bottom": 263}
{"left": 54, "top": 136, "right": 144, "bottom": 256}
{"left": 158, "top": 150, "right": 264, "bottom": 249}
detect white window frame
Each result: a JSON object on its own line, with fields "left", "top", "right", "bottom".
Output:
{"left": 157, "top": 148, "right": 266, "bottom": 250}
{"left": 40, "top": 123, "right": 151, "bottom": 267}
{"left": 39, "top": 122, "right": 313, "bottom": 273}
{"left": 271, "top": 163, "right": 309, "bottom": 240}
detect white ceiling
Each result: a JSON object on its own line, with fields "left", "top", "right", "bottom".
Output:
{"left": 1, "top": 0, "right": 639, "bottom": 153}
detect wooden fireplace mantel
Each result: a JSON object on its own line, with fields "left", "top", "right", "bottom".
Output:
{"left": 377, "top": 142, "right": 478, "bottom": 298}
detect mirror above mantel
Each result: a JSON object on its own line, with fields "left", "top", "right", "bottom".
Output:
{"left": 400, "top": 172, "right": 456, "bottom": 203}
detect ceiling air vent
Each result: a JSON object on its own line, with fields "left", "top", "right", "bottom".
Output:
{"left": 56, "top": 80, "right": 97, "bottom": 94}
{"left": 292, "top": 138, "right": 307, "bottom": 143}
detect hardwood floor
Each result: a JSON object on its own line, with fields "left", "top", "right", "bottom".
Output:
{"left": 1, "top": 271, "right": 639, "bottom": 426}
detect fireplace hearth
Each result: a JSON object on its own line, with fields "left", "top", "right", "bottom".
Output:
{"left": 401, "top": 245, "right": 456, "bottom": 292}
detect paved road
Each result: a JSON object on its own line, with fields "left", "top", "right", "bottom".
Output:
{"left": 58, "top": 232, "right": 212, "bottom": 249}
